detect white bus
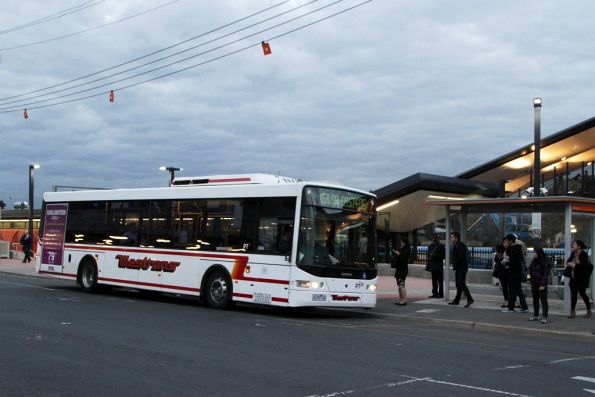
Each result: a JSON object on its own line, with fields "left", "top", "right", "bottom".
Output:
{"left": 36, "top": 174, "right": 377, "bottom": 309}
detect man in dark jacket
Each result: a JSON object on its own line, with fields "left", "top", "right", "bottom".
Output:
{"left": 448, "top": 232, "right": 474, "bottom": 307}
{"left": 502, "top": 234, "right": 529, "bottom": 313}
{"left": 427, "top": 234, "right": 445, "bottom": 298}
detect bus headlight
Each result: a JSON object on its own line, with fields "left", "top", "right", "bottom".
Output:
{"left": 296, "top": 280, "right": 324, "bottom": 289}
{"left": 367, "top": 284, "right": 377, "bottom": 292}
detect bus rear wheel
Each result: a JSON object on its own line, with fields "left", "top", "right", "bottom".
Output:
{"left": 78, "top": 260, "right": 98, "bottom": 293}
{"left": 205, "top": 271, "right": 233, "bottom": 309}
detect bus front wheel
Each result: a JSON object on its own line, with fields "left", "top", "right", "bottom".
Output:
{"left": 78, "top": 260, "right": 98, "bottom": 293}
{"left": 205, "top": 271, "right": 233, "bottom": 309}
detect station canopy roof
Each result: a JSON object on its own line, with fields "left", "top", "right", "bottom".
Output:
{"left": 374, "top": 115, "right": 595, "bottom": 232}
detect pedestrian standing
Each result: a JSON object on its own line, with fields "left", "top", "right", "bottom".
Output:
{"left": 528, "top": 248, "right": 549, "bottom": 323}
{"left": 393, "top": 238, "right": 411, "bottom": 306}
{"left": 426, "top": 233, "right": 445, "bottom": 298}
{"left": 566, "top": 240, "right": 593, "bottom": 318}
{"left": 493, "top": 244, "right": 509, "bottom": 308}
{"left": 448, "top": 232, "right": 474, "bottom": 307}
{"left": 19, "top": 232, "right": 33, "bottom": 263}
{"left": 501, "top": 234, "right": 529, "bottom": 313}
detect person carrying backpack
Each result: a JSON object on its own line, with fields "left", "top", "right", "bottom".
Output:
{"left": 447, "top": 232, "right": 474, "bottom": 307}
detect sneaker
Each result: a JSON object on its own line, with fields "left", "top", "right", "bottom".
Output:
{"left": 464, "top": 299, "right": 474, "bottom": 308}
{"left": 502, "top": 308, "right": 515, "bottom": 313}
{"left": 540, "top": 318, "right": 548, "bottom": 324}
{"left": 528, "top": 316, "right": 539, "bottom": 321}
{"left": 520, "top": 308, "right": 529, "bottom": 313}
{"left": 500, "top": 304, "right": 507, "bottom": 308}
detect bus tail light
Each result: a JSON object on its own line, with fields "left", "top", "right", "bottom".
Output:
{"left": 367, "top": 284, "right": 377, "bottom": 292}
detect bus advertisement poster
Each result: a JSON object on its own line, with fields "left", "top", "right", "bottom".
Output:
{"left": 40, "top": 203, "right": 68, "bottom": 273}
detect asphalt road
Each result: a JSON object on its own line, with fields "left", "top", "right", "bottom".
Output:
{"left": 1, "top": 273, "right": 594, "bottom": 397}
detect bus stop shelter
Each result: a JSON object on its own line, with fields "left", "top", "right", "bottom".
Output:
{"left": 428, "top": 196, "right": 595, "bottom": 310}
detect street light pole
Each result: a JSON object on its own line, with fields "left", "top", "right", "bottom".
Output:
{"left": 533, "top": 98, "right": 542, "bottom": 197}
{"left": 159, "top": 166, "right": 182, "bottom": 186}
{"left": 28, "top": 164, "right": 40, "bottom": 236}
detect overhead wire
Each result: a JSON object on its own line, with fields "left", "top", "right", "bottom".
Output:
{"left": 0, "top": 0, "right": 291, "bottom": 103}
{"left": 0, "top": 0, "right": 183, "bottom": 51}
{"left": 0, "top": 0, "right": 373, "bottom": 114}
{"left": 0, "top": 0, "right": 320, "bottom": 107}
{"left": 0, "top": 1, "right": 106, "bottom": 36}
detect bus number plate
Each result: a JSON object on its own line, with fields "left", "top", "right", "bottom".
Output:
{"left": 253, "top": 293, "right": 271, "bottom": 304}
{"left": 312, "top": 294, "right": 327, "bottom": 302}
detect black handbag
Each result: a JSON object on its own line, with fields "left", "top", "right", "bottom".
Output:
{"left": 563, "top": 265, "right": 572, "bottom": 278}
{"left": 390, "top": 255, "right": 397, "bottom": 269}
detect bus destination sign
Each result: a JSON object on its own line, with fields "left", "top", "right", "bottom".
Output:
{"left": 40, "top": 203, "right": 68, "bottom": 273}
{"left": 305, "top": 187, "right": 374, "bottom": 213}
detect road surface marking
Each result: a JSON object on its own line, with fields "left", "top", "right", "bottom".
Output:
{"left": 0, "top": 280, "right": 54, "bottom": 291}
{"left": 584, "top": 389, "right": 595, "bottom": 394}
{"left": 550, "top": 356, "right": 595, "bottom": 364}
{"left": 416, "top": 309, "right": 439, "bottom": 313}
{"left": 426, "top": 379, "right": 534, "bottom": 396}
{"left": 493, "top": 365, "right": 529, "bottom": 371}
{"left": 573, "top": 376, "right": 595, "bottom": 384}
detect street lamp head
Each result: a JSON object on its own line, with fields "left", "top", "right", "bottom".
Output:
{"left": 30, "top": 163, "right": 40, "bottom": 170}
{"left": 159, "top": 166, "right": 182, "bottom": 172}
{"left": 533, "top": 97, "right": 542, "bottom": 107}
{"left": 159, "top": 166, "right": 166, "bottom": 171}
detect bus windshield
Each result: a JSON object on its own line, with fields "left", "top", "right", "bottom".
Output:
{"left": 297, "top": 187, "right": 376, "bottom": 277}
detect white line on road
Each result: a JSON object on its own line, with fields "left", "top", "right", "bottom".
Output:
{"left": 493, "top": 365, "right": 529, "bottom": 371}
{"left": 584, "top": 389, "right": 595, "bottom": 394}
{"left": 549, "top": 356, "right": 595, "bottom": 364}
{"left": 306, "top": 377, "right": 534, "bottom": 397}
{"left": 573, "top": 376, "right": 595, "bottom": 384}
{"left": 0, "top": 280, "right": 54, "bottom": 291}
{"left": 426, "top": 379, "right": 534, "bottom": 396}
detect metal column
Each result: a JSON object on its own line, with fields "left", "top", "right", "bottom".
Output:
{"left": 564, "top": 203, "right": 572, "bottom": 312}
{"left": 444, "top": 206, "right": 450, "bottom": 301}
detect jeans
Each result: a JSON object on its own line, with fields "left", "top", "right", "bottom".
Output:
{"left": 530, "top": 281, "right": 548, "bottom": 318}
{"left": 508, "top": 271, "right": 528, "bottom": 311}
{"left": 453, "top": 268, "right": 472, "bottom": 303}
{"left": 570, "top": 279, "right": 591, "bottom": 311}
{"left": 431, "top": 269, "right": 444, "bottom": 296}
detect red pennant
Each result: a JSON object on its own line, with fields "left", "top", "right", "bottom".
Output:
{"left": 23, "top": 109, "right": 28, "bottom": 119}
{"left": 109, "top": 90, "right": 115, "bottom": 103}
{"left": 261, "top": 41, "right": 271, "bottom": 56}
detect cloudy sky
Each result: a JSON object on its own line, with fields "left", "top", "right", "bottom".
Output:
{"left": 1, "top": 0, "right": 594, "bottom": 207}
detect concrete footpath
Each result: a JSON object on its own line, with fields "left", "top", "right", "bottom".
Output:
{"left": 1, "top": 259, "right": 594, "bottom": 341}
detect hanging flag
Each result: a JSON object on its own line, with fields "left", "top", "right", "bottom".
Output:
{"left": 23, "top": 109, "right": 28, "bottom": 119}
{"left": 261, "top": 41, "right": 271, "bottom": 56}
{"left": 109, "top": 90, "right": 115, "bottom": 103}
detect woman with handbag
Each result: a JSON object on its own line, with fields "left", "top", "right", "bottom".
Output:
{"left": 566, "top": 240, "right": 592, "bottom": 319}
{"left": 392, "top": 238, "right": 411, "bottom": 306}
{"left": 528, "top": 248, "right": 549, "bottom": 323}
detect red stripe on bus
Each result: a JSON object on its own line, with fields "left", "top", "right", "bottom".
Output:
{"left": 233, "top": 292, "right": 253, "bottom": 299}
{"left": 271, "top": 297, "right": 289, "bottom": 303}
{"left": 98, "top": 277, "right": 200, "bottom": 292}
{"left": 208, "top": 177, "right": 251, "bottom": 183}
{"left": 63, "top": 245, "right": 290, "bottom": 285}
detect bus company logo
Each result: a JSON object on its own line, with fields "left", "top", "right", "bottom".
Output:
{"left": 331, "top": 295, "right": 360, "bottom": 302}
{"left": 115, "top": 255, "right": 180, "bottom": 273}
